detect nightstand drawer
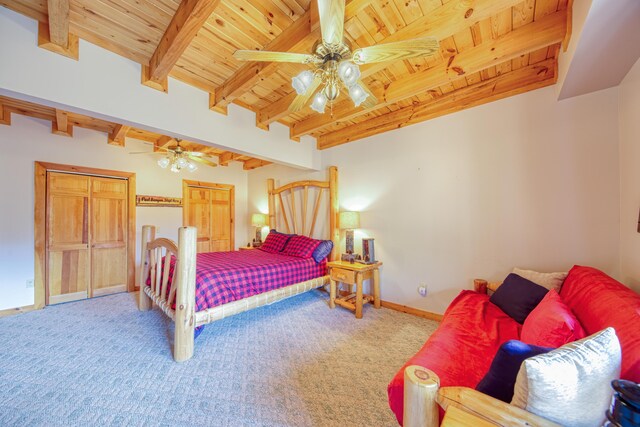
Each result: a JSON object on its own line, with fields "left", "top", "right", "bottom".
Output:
{"left": 330, "top": 268, "right": 355, "bottom": 283}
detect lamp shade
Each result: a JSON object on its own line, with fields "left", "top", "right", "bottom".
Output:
{"left": 251, "top": 213, "right": 267, "bottom": 227}
{"left": 339, "top": 211, "right": 360, "bottom": 230}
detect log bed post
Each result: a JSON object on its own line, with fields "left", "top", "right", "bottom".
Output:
{"left": 404, "top": 365, "right": 440, "bottom": 427}
{"left": 267, "top": 178, "right": 276, "bottom": 230}
{"left": 138, "top": 225, "right": 155, "bottom": 311}
{"left": 329, "top": 166, "right": 339, "bottom": 261}
{"left": 174, "top": 226, "right": 197, "bottom": 362}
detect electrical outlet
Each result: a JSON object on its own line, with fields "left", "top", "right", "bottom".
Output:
{"left": 418, "top": 285, "right": 427, "bottom": 297}
{"left": 26, "top": 279, "right": 34, "bottom": 289}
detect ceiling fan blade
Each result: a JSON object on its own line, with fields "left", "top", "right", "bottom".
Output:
{"left": 318, "top": 0, "right": 345, "bottom": 46}
{"left": 358, "top": 81, "right": 378, "bottom": 109}
{"left": 184, "top": 151, "right": 204, "bottom": 157}
{"left": 288, "top": 75, "right": 323, "bottom": 113}
{"left": 188, "top": 155, "right": 217, "bottom": 167}
{"left": 234, "top": 50, "right": 319, "bottom": 64}
{"left": 352, "top": 37, "right": 440, "bottom": 64}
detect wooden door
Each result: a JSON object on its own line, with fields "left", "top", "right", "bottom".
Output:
{"left": 186, "top": 186, "right": 213, "bottom": 253}
{"left": 90, "top": 177, "right": 128, "bottom": 297}
{"left": 46, "top": 172, "right": 91, "bottom": 305}
{"left": 184, "top": 182, "right": 234, "bottom": 253}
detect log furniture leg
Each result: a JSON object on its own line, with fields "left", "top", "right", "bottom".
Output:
{"left": 174, "top": 226, "right": 197, "bottom": 362}
{"left": 138, "top": 225, "right": 155, "bottom": 311}
{"left": 329, "top": 277, "right": 336, "bottom": 308}
{"left": 373, "top": 268, "right": 380, "bottom": 309}
{"left": 355, "top": 272, "right": 363, "bottom": 319}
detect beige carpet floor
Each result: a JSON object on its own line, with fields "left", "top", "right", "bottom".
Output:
{"left": 0, "top": 290, "right": 439, "bottom": 426}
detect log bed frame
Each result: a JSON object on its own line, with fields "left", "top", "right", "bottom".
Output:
{"left": 138, "top": 166, "right": 340, "bottom": 361}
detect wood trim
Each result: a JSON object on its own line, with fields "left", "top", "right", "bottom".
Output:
{"left": 37, "top": 21, "right": 78, "bottom": 60}
{"left": 381, "top": 300, "right": 443, "bottom": 322}
{"left": 108, "top": 125, "right": 130, "bottom": 147}
{"left": 563, "top": 0, "right": 574, "bottom": 52}
{"left": 0, "top": 304, "right": 36, "bottom": 318}
{"left": 34, "top": 161, "right": 137, "bottom": 307}
{"left": 182, "top": 179, "right": 235, "bottom": 251}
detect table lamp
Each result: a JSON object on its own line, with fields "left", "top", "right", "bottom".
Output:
{"left": 251, "top": 213, "right": 267, "bottom": 246}
{"left": 339, "top": 211, "right": 360, "bottom": 254}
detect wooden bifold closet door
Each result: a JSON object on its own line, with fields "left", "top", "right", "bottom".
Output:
{"left": 183, "top": 181, "right": 234, "bottom": 253}
{"left": 46, "top": 172, "right": 128, "bottom": 305}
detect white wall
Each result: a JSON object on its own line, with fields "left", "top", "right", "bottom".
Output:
{"left": 619, "top": 57, "right": 640, "bottom": 292}
{"left": 250, "top": 85, "right": 622, "bottom": 314}
{"left": 0, "top": 115, "right": 249, "bottom": 310}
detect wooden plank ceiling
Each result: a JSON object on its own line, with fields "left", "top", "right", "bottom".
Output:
{"left": 0, "top": 0, "right": 571, "bottom": 150}
{"left": 0, "top": 95, "right": 271, "bottom": 170}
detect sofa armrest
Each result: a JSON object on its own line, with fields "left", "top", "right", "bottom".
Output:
{"left": 474, "top": 279, "right": 503, "bottom": 295}
{"left": 437, "top": 387, "right": 561, "bottom": 427}
{"left": 403, "top": 365, "right": 560, "bottom": 427}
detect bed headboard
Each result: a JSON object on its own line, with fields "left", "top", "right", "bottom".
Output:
{"left": 267, "top": 166, "right": 339, "bottom": 261}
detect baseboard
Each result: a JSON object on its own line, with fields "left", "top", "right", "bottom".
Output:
{"left": 380, "top": 300, "right": 443, "bottom": 322}
{"left": 0, "top": 304, "right": 36, "bottom": 318}
{"left": 321, "top": 286, "right": 443, "bottom": 322}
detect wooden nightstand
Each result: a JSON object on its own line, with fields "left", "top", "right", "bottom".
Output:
{"left": 327, "top": 260, "right": 382, "bottom": 319}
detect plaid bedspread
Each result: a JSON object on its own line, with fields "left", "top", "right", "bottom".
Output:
{"left": 151, "top": 249, "right": 327, "bottom": 312}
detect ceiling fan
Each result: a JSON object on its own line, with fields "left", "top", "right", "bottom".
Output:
{"left": 130, "top": 139, "right": 217, "bottom": 173}
{"left": 232, "top": 0, "right": 440, "bottom": 114}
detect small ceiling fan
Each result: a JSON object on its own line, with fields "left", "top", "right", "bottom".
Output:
{"left": 233, "top": 0, "right": 440, "bottom": 114}
{"left": 130, "top": 139, "right": 217, "bottom": 173}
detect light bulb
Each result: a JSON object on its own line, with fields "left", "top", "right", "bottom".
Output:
{"left": 310, "top": 91, "right": 328, "bottom": 113}
{"left": 292, "top": 70, "right": 314, "bottom": 95}
{"left": 187, "top": 162, "right": 198, "bottom": 172}
{"left": 337, "top": 61, "right": 360, "bottom": 87}
{"left": 349, "top": 83, "right": 369, "bottom": 107}
{"left": 176, "top": 157, "right": 188, "bottom": 168}
{"left": 170, "top": 164, "right": 180, "bottom": 173}
{"left": 157, "top": 157, "right": 170, "bottom": 168}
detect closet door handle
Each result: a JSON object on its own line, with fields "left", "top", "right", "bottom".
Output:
{"left": 82, "top": 197, "right": 89, "bottom": 245}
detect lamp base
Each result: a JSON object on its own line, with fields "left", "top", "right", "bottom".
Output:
{"left": 254, "top": 227, "right": 262, "bottom": 245}
{"left": 345, "top": 229, "right": 355, "bottom": 254}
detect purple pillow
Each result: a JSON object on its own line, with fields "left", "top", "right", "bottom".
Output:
{"left": 311, "top": 240, "right": 333, "bottom": 263}
{"left": 490, "top": 273, "right": 549, "bottom": 324}
{"left": 476, "top": 340, "right": 553, "bottom": 402}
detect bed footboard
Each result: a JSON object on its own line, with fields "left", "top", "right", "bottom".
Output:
{"left": 138, "top": 225, "right": 197, "bottom": 362}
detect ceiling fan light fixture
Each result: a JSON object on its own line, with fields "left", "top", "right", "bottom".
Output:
{"left": 187, "top": 162, "right": 198, "bottom": 172}
{"left": 349, "top": 83, "right": 369, "bottom": 107}
{"left": 338, "top": 61, "right": 360, "bottom": 87}
{"left": 292, "top": 70, "right": 314, "bottom": 95}
{"left": 176, "top": 157, "right": 189, "bottom": 168}
{"left": 170, "top": 164, "right": 180, "bottom": 173}
{"left": 157, "top": 157, "right": 171, "bottom": 168}
{"left": 310, "top": 91, "right": 328, "bottom": 113}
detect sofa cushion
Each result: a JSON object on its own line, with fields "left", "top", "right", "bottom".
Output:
{"left": 476, "top": 340, "right": 553, "bottom": 403}
{"left": 512, "top": 267, "right": 567, "bottom": 292}
{"left": 560, "top": 265, "right": 640, "bottom": 382}
{"left": 511, "top": 327, "right": 621, "bottom": 427}
{"left": 520, "top": 290, "right": 586, "bottom": 348}
{"left": 387, "top": 290, "right": 521, "bottom": 425}
{"left": 490, "top": 273, "right": 548, "bottom": 324}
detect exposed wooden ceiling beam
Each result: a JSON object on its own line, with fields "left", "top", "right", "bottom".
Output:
{"left": 37, "top": 21, "right": 79, "bottom": 60}
{"left": 142, "top": 0, "right": 222, "bottom": 92}
{"left": 318, "top": 58, "right": 557, "bottom": 149}
{"left": 52, "top": 109, "right": 73, "bottom": 137}
{"left": 218, "top": 152, "right": 242, "bottom": 166}
{"left": 243, "top": 158, "right": 272, "bottom": 170}
{"left": 108, "top": 124, "right": 130, "bottom": 146}
{"left": 47, "top": 0, "right": 70, "bottom": 48}
{"left": 255, "top": 0, "right": 527, "bottom": 129}
{"left": 154, "top": 135, "right": 176, "bottom": 151}
{"left": 0, "top": 106, "right": 10, "bottom": 126}
{"left": 209, "top": 0, "right": 373, "bottom": 113}
{"left": 292, "top": 10, "right": 566, "bottom": 139}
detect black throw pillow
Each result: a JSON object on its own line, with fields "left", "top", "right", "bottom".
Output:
{"left": 490, "top": 273, "right": 548, "bottom": 323}
{"left": 476, "top": 340, "right": 554, "bottom": 402}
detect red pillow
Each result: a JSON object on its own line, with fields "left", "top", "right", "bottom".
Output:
{"left": 520, "top": 290, "right": 586, "bottom": 347}
{"left": 282, "top": 234, "right": 321, "bottom": 258}
{"left": 259, "top": 231, "right": 290, "bottom": 253}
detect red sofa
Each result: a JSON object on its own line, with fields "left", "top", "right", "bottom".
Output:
{"left": 387, "top": 265, "right": 640, "bottom": 425}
